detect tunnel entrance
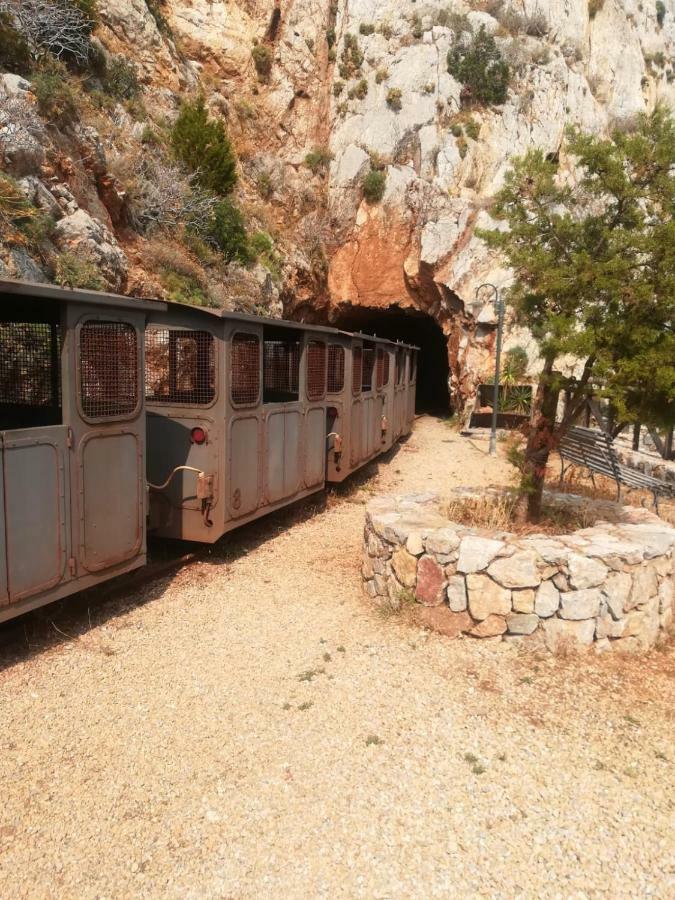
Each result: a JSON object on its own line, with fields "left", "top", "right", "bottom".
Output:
{"left": 331, "top": 306, "right": 451, "bottom": 414}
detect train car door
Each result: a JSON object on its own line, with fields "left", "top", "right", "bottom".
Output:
{"left": 304, "top": 337, "right": 327, "bottom": 489}
{"left": 0, "top": 305, "right": 73, "bottom": 605}
{"left": 69, "top": 307, "right": 145, "bottom": 575}
{"left": 227, "top": 326, "right": 263, "bottom": 520}
{"left": 349, "top": 341, "right": 363, "bottom": 467}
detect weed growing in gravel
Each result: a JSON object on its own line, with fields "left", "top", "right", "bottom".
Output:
{"left": 472, "top": 763, "right": 486, "bottom": 775}
{"left": 497, "top": 752, "right": 507, "bottom": 762}
{"left": 594, "top": 760, "right": 607, "bottom": 771}
{"left": 519, "top": 676, "right": 533, "bottom": 685}
{"left": 365, "top": 734, "right": 384, "bottom": 746}
{"left": 297, "top": 667, "right": 325, "bottom": 682}
{"left": 298, "top": 701, "right": 314, "bottom": 711}
{"left": 463, "top": 752, "right": 479, "bottom": 764}
{"left": 282, "top": 702, "right": 292, "bottom": 711}
{"left": 323, "top": 652, "right": 332, "bottom": 662}
{"left": 624, "top": 714, "right": 640, "bottom": 727}
{"left": 655, "top": 750, "right": 667, "bottom": 761}
{"left": 337, "top": 645, "right": 346, "bottom": 653}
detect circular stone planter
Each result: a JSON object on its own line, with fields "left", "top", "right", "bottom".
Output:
{"left": 363, "top": 490, "right": 675, "bottom": 652}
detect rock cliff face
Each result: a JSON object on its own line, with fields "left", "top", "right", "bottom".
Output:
{"left": 1, "top": 0, "right": 674, "bottom": 409}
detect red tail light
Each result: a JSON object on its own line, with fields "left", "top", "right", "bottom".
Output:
{"left": 190, "top": 426, "right": 207, "bottom": 445}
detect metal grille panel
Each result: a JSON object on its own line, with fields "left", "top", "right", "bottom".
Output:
{"left": 352, "top": 347, "right": 362, "bottom": 396}
{"left": 231, "top": 332, "right": 260, "bottom": 406}
{"left": 396, "top": 348, "right": 404, "bottom": 385}
{"left": 327, "top": 345, "right": 345, "bottom": 393}
{"left": 145, "top": 328, "right": 215, "bottom": 405}
{"left": 80, "top": 322, "right": 138, "bottom": 419}
{"left": 362, "top": 349, "right": 375, "bottom": 392}
{"left": 306, "top": 340, "right": 326, "bottom": 400}
{"left": 0, "top": 322, "right": 61, "bottom": 408}
{"left": 376, "top": 348, "right": 385, "bottom": 390}
{"left": 410, "top": 350, "right": 417, "bottom": 382}
{"left": 263, "top": 339, "right": 300, "bottom": 402}
{"left": 383, "top": 351, "right": 390, "bottom": 386}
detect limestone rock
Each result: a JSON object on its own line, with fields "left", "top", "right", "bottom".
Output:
{"left": 506, "top": 613, "right": 539, "bottom": 636}
{"left": 54, "top": 209, "right": 128, "bottom": 291}
{"left": 512, "top": 589, "right": 535, "bottom": 614}
{"left": 415, "top": 555, "right": 446, "bottom": 607}
{"left": 559, "top": 589, "right": 602, "bottom": 621}
{"left": 543, "top": 618, "right": 596, "bottom": 651}
{"left": 425, "top": 527, "right": 460, "bottom": 557}
{"left": 391, "top": 548, "right": 417, "bottom": 589}
{"left": 470, "top": 614, "right": 507, "bottom": 638}
{"left": 488, "top": 551, "right": 541, "bottom": 589}
{"left": 603, "top": 572, "right": 632, "bottom": 619}
{"left": 567, "top": 554, "right": 608, "bottom": 590}
{"left": 445, "top": 574, "right": 467, "bottom": 612}
{"left": 627, "top": 565, "right": 658, "bottom": 611}
{"left": 466, "top": 574, "right": 511, "bottom": 621}
{"left": 457, "top": 536, "right": 505, "bottom": 574}
{"left": 534, "top": 581, "right": 560, "bottom": 618}
{"left": 406, "top": 531, "right": 425, "bottom": 556}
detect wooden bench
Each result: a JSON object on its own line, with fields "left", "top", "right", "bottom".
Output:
{"left": 559, "top": 425, "right": 675, "bottom": 513}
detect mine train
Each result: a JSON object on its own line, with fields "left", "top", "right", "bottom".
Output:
{"left": 0, "top": 278, "right": 417, "bottom": 624}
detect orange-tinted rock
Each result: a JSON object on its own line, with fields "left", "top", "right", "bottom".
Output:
{"left": 416, "top": 555, "right": 446, "bottom": 606}
{"left": 417, "top": 607, "right": 473, "bottom": 638}
{"left": 469, "top": 615, "right": 507, "bottom": 638}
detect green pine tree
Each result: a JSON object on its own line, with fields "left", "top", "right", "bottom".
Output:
{"left": 479, "top": 106, "right": 675, "bottom": 521}
{"left": 171, "top": 97, "right": 237, "bottom": 197}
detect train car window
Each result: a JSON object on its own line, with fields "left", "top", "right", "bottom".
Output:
{"left": 145, "top": 329, "right": 215, "bottom": 405}
{"left": 362, "top": 348, "right": 375, "bottom": 392}
{"left": 352, "top": 347, "right": 362, "bottom": 396}
{"left": 376, "top": 348, "right": 385, "bottom": 390}
{"left": 306, "top": 340, "right": 326, "bottom": 400}
{"left": 383, "top": 350, "right": 390, "bottom": 386}
{"left": 0, "top": 320, "right": 62, "bottom": 429}
{"left": 395, "top": 348, "right": 404, "bottom": 385}
{"left": 327, "top": 345, "right": 345, "bottom": 393}
{"left": 231, "top": 332, "right": 260, "bottom": 407}
{"left": 263, "top": 328, "right": 300, "bottom": 403}
{"left": 80, "top": 321, "right": 138, "bottom": 419}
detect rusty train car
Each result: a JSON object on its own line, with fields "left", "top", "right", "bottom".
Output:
{"left": 0, "top": 278, "right": 417, "bottom": 623}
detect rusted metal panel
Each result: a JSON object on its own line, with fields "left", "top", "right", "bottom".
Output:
{"left": 3, "top": 426, "right": 69, "bottom": 601}
{"left": 265, "top": 409, "right": 302, "bottom": 502}
{"left": 0, "top": 438, "right": 8, "bottom": 605}
{"left": 229, "top": 415, "right": 260, "bottom": 517}
{"left": 305, "top": 407, "right": 326, "bottom": 487}
{"left": 78, "top": 429, "right": 142, "bottom": 573}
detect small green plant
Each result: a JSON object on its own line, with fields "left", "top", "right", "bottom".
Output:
{"left": 655, "top": 749, "right": 667, "bottom": 760}
{"left": 463, "top": 752, "right": 478, "bottom": 764}
{"left": 54, "top": 252, "right": 103, "bottom": 290}
{"left": 159, "top": 270, "right": 209, "bottom": 306}
{"left": 256, "top": 171, "right": 274, "bottom": 199}
{"left": 386, "top": 87, "right": 402, "bottom": 110}
{"left": 202, "top": 199, "right": 251, "bottom": 265}
{"left": 359, "top": 23, "right": 375, "bottom": 36}
{"left": 322, "top": 652, "right": 332, "bottom": 662}
{"left": 457, "top": 135, "right": 468, "bottom": 158}
{"left": 0, "top": 11, "right": 32, "bottom": 75}
{"left": 333, "top": 79, "right": 345, "bottom": 96}
{"left": 362, "top": 168, "right": 387, "bottom": 203}
{"left": 375, "top": 67, "right": 389, "bottom": 84}
{"left": 297, "top": 701, "right": 313, "bottom": 711}
{"left": 252, "top": 43, "right": 273, "bottom": 82}
{"left": 348, "top": 78, "right": 368, "bottom": 100}
{"left": 171, "top": 96, "right": 237, "bottom": 196}
{"left": 305, "top": 146, "right": 333, "bottom": 174}
{"left": 472, "top": 763, "right": 486, "bottom": 775}
{"left": 588, "top": 0, "right": 606, "bottom": 18}
{"left": 424, "top": 82, "right": 434, "bottom": 93}
{"left": 411, "top": 13, "right": 423, "bottom": 39}
{"left": 33, "top": 68, "right": 80, "bottom": 127}
{"left": 297, "top": 667, "right": 325, "bottom": 682}
{"left": 282, "top": 701, "right": 292, "bottom": 710}
{"left": 326, "top": 27, "right": 336, "bottom": 48}
{"left": 623, "top": 714, "right": 640, "bottom": 727}
{"left": 656, "top": 0, "right": 666, "bottom": 26}
{"left": 339, "top": 33, "right": 363, "bottom": 79}
{"left": 337, "top": 645, "right": 346, "bottom": 653}
{"left": 465, "top": 118, "right": 480, "bottom": 140}
{"left": 365, "top": 734, "right": 383, "bottom": 746}
{"left": 103, "top": 56, "right": 141, "bottom": 101}
{"left": 447, "top": 25, "right": 510, "bottom": 106}
{"left": 451, "top": 122, "right": 463, "bottom": 137}
{"left": 249, "top": 230, "right": 282, "bottom": 281}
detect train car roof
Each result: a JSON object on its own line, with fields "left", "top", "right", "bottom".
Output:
{"left": 0, "top": 277, "right": 167, "bottom": 313}
{"left": 0, "top": 279, "right": 419, "bottom": 349}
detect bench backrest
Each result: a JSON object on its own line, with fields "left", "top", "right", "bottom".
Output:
{"left": 559, "top": 425, "right": 622, "bottom": 482}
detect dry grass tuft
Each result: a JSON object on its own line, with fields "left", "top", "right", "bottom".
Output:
{"left": 441, "top": 492, "right": 604, "bottom": 535}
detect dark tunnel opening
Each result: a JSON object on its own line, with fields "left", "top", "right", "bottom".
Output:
{"left": 331, "top": 306, "right": 451, "bottom": 414}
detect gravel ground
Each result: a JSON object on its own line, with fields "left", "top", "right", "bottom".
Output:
{"left": 1, "top": 416, "right": 673, "bottom": 899}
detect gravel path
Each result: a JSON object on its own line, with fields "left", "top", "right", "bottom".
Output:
{"left": 1, "top": 416, "right": 673, "bottom": 898}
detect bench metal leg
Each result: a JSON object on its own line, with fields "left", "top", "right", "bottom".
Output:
{"left": 616, "top": 480, "right": 621, "bottom": 502}
{"left": 654, "top": 492, "right": 660, "bottom": 515}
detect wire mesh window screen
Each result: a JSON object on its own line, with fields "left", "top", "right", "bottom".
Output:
{"left": 231, "top": 332, "right": 260, "bottom": 406}
{"left": 383, "top": 350, "right": 390, "bottom": 386}
{"left": 362, "top": 349, "right": 375, "bottom": 392}
{"left": 352, "top": 347, "right": 362, "bottom": 396}
{"left": 80, "top": 321, "right": 138, "bottom": 418}
{"left": 306, "top": 340, "right": 327, "bottom": 400}
{"left": 327, "top": 345, "right": 345, "bottom": 393}
{"left": 145, "top": 329, "right": 215, "bottom": 405}
{"left": 376, "top": 348, "right": 385, "bottom": 390}
{"left": 263, "top": 338, "right": 300, "bottom": 403}
{"left": 396, "top": 348, "right": 404, "bottom": 385}
{"left": 0, "top": 322, "right": 61, "bottom": 409}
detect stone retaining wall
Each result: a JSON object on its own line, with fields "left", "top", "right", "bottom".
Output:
{"left": 363, "top": 491, "right": 675, "bottom": 652}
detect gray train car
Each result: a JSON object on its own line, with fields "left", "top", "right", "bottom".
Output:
{"left": 0, "top": 278, "right": 165, "bottom": 623}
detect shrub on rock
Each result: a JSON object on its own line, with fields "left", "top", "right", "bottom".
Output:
{"left": 447, "top": 25, "right": 510, "bottom": 106}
